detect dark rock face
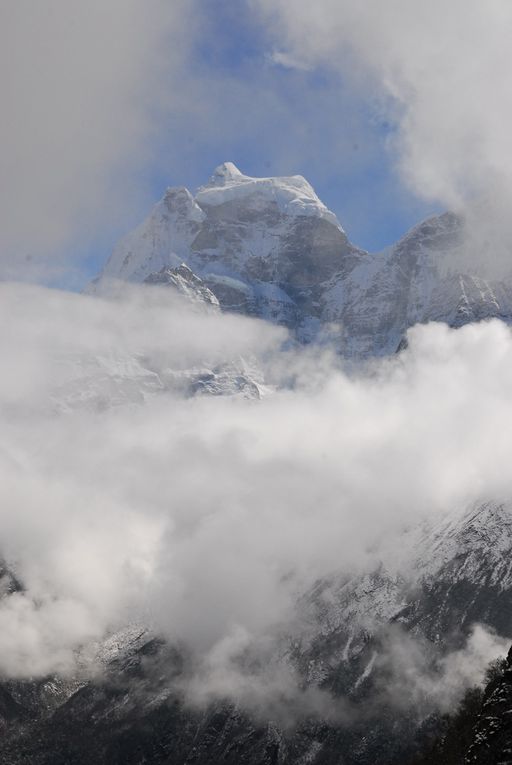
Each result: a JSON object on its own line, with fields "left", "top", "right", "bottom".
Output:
{"left": 404, "top": 652, "right": 512, "bottom": 764}
{"left": 465, "top": 647, "right": 512, "bottom": 764}
{"left": 188, "top": 186, "right": 364, "bottom": 338}
{"left": 0, "top": 640, "right": 293, "bottom": 765}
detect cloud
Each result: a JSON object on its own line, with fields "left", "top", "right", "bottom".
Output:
{"left": 268, "top": 50, "right": 313, "bottom": 71}
{"left": 181, "top": 625, "right": 353, "bottom": 727}
{"left": 0, "top": 1, "right": 196, "bottom": 281}
{"left": 0, "top": 281, "right": 511, "bottom": 707}
{"left": 375, "top": 624, "right": 510, "bottom": 717}
{"left": 255, "top": 1, "right": 512, "bottom": 205}
{"left": 255, "top": 0, "right": 512, "bottom": 271}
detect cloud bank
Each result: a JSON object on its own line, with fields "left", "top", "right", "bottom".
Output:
{"left": 0, "top": 282, "right": 511, "bottom": 715}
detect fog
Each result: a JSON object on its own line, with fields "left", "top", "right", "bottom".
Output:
{"left": 0, "top": 281, "right": 509, "bottom": 718}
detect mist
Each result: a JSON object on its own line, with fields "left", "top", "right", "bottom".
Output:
{"left": 0, "top": 281, "right": 510, "bottom": 719}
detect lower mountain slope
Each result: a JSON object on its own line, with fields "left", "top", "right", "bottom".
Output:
{"left": 0, "top": 501, "right": 510, "bottom": 764}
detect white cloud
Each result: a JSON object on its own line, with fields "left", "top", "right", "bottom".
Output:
{"left": 255, "top": 0, "right": 512, "bottom": 271}
{"left": 0, "top": 282, "right": 511, "bottom": 698}
{"left": 0, "top": 1, "right": 196, "bottom": 280}
{"left": 269, "top": 50, "right": 313, "bottom": 71}
{"left": 378, "top": 624, "right": 509, "bottom": 715}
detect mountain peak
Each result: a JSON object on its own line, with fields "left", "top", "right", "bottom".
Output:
{"left": 210, "top": 161, "right": 244, "bottom": 186}
{"left": 195, "top": 164, "right": 342, "bottom": 230}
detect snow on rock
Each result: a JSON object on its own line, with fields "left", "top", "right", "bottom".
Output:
{"left": 292, "top": 500, "right": 512, "bottom": 688}
{"left": 92, "top": 165, "right": 512, "bottom": 358}
{"left": 196, "top": 162, "right": 341, "bottom": 227}
{"left": 144, "top": 264, "right": 220, "bottom": 309}
{"left": 49, "top": 351, "right": 266, "bottom": 413}
{"left": 89, "top": 186, "right": 205, "bottom": 288}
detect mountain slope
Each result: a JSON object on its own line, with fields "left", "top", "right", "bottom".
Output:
{"left": 0, "top": 501, "right": 510, "bottom": 764}
{"left": 464, "top": 647, "right": 512, "bottom": 764}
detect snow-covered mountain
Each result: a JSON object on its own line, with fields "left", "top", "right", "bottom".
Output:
{"left": 91, "top": 163, "right": 512, "bottom": 357}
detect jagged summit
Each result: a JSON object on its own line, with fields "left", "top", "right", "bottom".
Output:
{"left": 208, "top": 161, "right": 244, "bottom": 185}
